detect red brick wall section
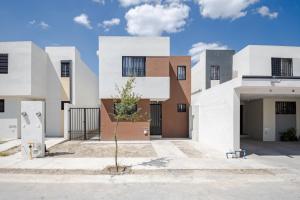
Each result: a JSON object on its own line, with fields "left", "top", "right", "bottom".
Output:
{"left": 162, "top": 56, "right": 191, "bottom": 138}
{"left": 100, "top": 99, "right": 150, "bottom": 140}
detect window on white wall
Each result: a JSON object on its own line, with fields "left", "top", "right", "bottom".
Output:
{"left": 0, "top": 54, "right": 8, "bottom": 74}
{"left": 61, "top": 61, "right": 70, "bottom": 77}
{"left": 210, "top": 65, "right": 220, "bottom": 80}
{"left": 0, "top": 99, "right": 4, "bottom": 112}
{"left": 276, "top": 102, "right": 296, "bottom": 114}
{"left": 272, "top": 58, "right": 293, "bottom": 77}
{"left": 122, "top": 56, "right": 146, "bottom": 77}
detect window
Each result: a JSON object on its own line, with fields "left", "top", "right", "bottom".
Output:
{"left": 122, "top": 56, "right": 146, "bottom": 77}
{"left": 113, "top": 102, "right": 137, "bottom": 115}
{"left": 177, "top": 104, "right": 186, "bottom": 112}
{"left": 61, "top": 101, "right": 70, "bottom": 110}
{"left": 272, "top": 58, "right": 293, "bottom": 77}
{"left": 0, "top": 99, "right": 4, "bottom": 112}
{"left": 210, "top": 65, "right": 220, "bottom": 80}
{"left": 177, "top": 66, "right": 186, "bottom": 80}
{"left": 61, "top": 61, "right": 70, "bottom": 77}
{"left": 0, "top": 54, "right": 8, "bottom": 74}
{"left": 276, "top": 102, "right": 296, "bottom": 114}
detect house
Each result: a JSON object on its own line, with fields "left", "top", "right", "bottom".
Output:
{"left": 98, "top": 36, "right": 191, "bottom": 140}
{"left": 0, "top": 41, "right": 98, "bottom": 140}
{"left": 191, "top": 45, "right": 300, "bottom": 153}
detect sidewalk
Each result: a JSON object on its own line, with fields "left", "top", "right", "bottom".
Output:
{"left": 0, "top": 139, "right": 286, "bottom": 174}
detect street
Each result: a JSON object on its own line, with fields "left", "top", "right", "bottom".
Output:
{"left": 0, "top": 170, "right": 299, "bottom": 200}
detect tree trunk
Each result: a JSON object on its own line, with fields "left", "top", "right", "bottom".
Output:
{"left": 114, "top": 119, "right": 119, "bottom": 172}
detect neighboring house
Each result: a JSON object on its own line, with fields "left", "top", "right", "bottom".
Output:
{"left": 0, "top": 41, "right": 98, "bottom": 140}
{"left": 191, "top": 45, "right": 300, "bottom": 153}
{"left": 99, "top": 36, "right": 191, "bottom": 140}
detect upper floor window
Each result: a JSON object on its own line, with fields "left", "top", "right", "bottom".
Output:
{"left": 177, "top": 104, "right": 186, "bottom": 112}
{"left": 177, "top": 66, "right": 186, "bottom": 80}
{"left": 122, "top": 56, "right": 145, "bottom": 77}
{"left": 61, "top": 61, "right": 70, "bottom": 77}
{"left": 0, "top": 99, "right": 4, "bottom": 113}
{"left": 210, "top": 65, "right": 220, "bottom": 80}
{"left": 0, "top": 54, "right": 8, "bottom": 74}
{"left": 272, "top": 58, "right": 293, "bottom": 77}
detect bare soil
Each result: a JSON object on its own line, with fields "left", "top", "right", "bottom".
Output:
{"left": 48, "top": 141, "right": 157, "bottom": 158}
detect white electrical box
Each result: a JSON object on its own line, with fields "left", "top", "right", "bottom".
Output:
{"left": 21, "top": 101, "right": 45, "bottom": 159}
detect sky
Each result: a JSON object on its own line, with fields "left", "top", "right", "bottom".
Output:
{"left": 0, "top": 0, "right": 300, "bottom": 75}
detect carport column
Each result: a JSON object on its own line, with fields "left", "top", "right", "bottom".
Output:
{"left": 233, "top": 89, "right": 240, "bottom": 151}
{"left": 263, "top": 98, "right": 276, "bottom": 141}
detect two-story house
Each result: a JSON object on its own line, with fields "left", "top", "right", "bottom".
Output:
{"left": 191, "top": 45, "right": 300, "bottom": 153}
{"left": 99, "top": 36, "right": 191, "bottom": 140}
{"left": 0, "top": 41, "right": 98, "bottom": 140}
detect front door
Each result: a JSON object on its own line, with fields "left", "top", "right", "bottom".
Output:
{"left": 150, "top": 103, "right": 162, "bottom": 135}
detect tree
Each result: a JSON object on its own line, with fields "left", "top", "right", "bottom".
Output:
{"left": 112, "top": 78, "right": 141, "bottom": 172}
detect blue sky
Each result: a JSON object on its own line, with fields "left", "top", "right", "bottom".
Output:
{"left": 0, "top": 0, "right": 299, "bottom": 75}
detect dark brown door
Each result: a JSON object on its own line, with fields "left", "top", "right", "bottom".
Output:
{"left": 150, "top": 103, "right": 162, "bottom": 135}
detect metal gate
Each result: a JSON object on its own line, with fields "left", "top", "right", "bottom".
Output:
{"left": 150, "top": 103, "right": 162, "bottom": 135}
{"left": 69, "top": 108, "right": 100, "bottom": 140}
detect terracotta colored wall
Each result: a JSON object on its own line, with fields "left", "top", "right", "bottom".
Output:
{"left": 100, "top": 99, "right": 150, "bottom": 140}
{"left": 146, "top": 57, "right": 169, "bottom": 77}
{"left": 161, "top": 56, "right": 191, "bottom": 138}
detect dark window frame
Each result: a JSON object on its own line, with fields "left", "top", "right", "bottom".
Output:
{"left": 61, "top": 101, "right": 70, "bottom": 110}
{"left": 276, "top": 101, "right": 296, "bottom": 114}
{"left": 0, "top": 99, "right": 4, "bottom": 112}
{"left": 177, "top": 66, "right": 186, "bottom": 80}
{"left": 271, "top": 57, "right": 293, "bottom": 77}
{"left": 122, "top": 56, "right": 146, "bottom": 77}
{"left": 61, "top": 61, "right": 71, "bottom": 77}
{"left": 210, "top": 65, "right": 220, "bottom": 80}
{"left": 0, "top": 54, "right": 8, "bottom": 74}
{"left": 177, "top": 103, "right": 187, "bottom": 112}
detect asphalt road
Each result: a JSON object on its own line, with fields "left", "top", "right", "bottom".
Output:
{"left": 0, "top": 172, "right": 299, "bottom": 200}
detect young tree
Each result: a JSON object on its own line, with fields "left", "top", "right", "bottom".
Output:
{"left": 112, "top": 78, "right": 141, "bottom": 172}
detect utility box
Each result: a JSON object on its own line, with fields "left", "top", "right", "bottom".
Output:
{"left": 21, "top": 101, "right": 45, "bottom": 159}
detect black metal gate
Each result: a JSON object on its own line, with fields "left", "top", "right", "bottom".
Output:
{"left": 150, "top": 103, "right": 162, "bottom": 135}
{"left": 69, "top": 108, "right": 100, "bottom": 140}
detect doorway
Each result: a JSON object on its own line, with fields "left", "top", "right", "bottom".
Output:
{"left": 150, "top": 103, "right": 162, "bottom": 136}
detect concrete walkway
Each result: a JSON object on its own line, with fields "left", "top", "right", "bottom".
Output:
{"left": 0, "top": 139, "right": 21, "bottom": 152}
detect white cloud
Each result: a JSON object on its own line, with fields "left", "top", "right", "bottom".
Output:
{"left": 119, "top": 0, "right": 159, "bottom": 7}
{"left": 197, "top": 0, "right": 259, "bottom": 20}
{"left": 98, "top": 18, "right": 120, "bottom": 31}
{"left": 92, "top": 0, "right": 105, "bottom": 4}
{"left": 189, "top": 42, "right": 228, "bottom": 65}
{"left": 257, "top": 6, "right": 278, "bottom": 19}
{"left": 39, "top": 21, "right": 50, "bottom": 29}
{"left": 125, "top": 3, "right": 190, "bottom": 36}
{"left": 28, "top": 20, "right": 50, "bottom": 30}
{"left": 73, "top": 13, "right": 93, "bottom": 29}
{"left": 29, "top": 20, "right": 36, "bottom": 25}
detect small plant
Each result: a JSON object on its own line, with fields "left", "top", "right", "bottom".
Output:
{"left": 0, "top": 152, "right": 9, "bottom": 157}
{"left": 280, "top": 128, "right": 298, "bottom": 141}
{"left": 111, "top": 78, "right": 142, "bottom": 172}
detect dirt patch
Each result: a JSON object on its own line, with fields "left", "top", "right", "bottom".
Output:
{"left": 0, "top": 145, "right": 21, "bottom": 157}
{"left": 48, "top": 141, "right": 157, "bottom": 158}
{"left": 172, "top": 141, "right": 202, "bottom": 158}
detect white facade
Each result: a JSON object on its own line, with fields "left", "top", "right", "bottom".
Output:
{"left": 192, "top": 45, "right": 300, "bottom": 153}
{"left": 99, "top": 36, "right": 170, "bottom": 100}
{"left": 0, "top": 41, "right": 98, "bottom": 140}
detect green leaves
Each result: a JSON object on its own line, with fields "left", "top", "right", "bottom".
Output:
{"left": 113, "top": 78, "right": 141, "bottom": 121}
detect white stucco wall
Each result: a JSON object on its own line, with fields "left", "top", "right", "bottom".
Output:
{"left": 191, "top": 52, "right": 206, "bottom": 94}
{"left": 234, "top": 45, "right": 300, "bottom": 77}
{"left": 192, "top": 79, "right": 241, "bottom": 153}
{"left": 0, "top": 41, "right": 47, "bottom": 97}
{"left": 98, "top": 36, "right": 170, "bottom": 100}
